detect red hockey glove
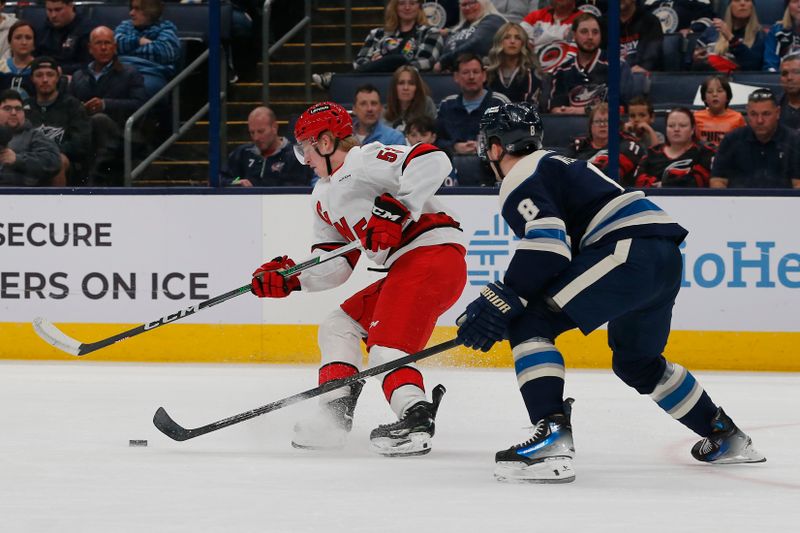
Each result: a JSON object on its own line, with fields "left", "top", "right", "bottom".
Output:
{"left": 251, "top": 255, "right": 301, "bottom": 298}
{"left": 362, "top": 193, "right": 410, "bottom": 252}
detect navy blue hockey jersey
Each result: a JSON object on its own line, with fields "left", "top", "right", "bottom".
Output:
{"left": 498, "top": 150, "right": 688, "bottom": 299}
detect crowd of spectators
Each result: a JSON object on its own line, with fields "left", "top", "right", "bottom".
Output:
{"left": 299, "top": 0, "right": 800, "bottom": 189}
{"left": 0, "top": 0, "right": 190, "bottom": 187}
{"left": 2, "top": 0, "right": 798, "bottom": 189}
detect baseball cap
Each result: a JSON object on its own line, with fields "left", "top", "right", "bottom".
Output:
{"left": 30, "top": 56, "right": 60, "bottom": 74}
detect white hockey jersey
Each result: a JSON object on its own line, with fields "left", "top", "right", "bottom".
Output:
{"left": 299, "top": 142, "right": 465, "bottom": 292}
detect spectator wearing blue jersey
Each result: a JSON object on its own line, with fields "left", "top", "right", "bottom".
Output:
{"left": 640, "top": 0, "right": 716, "bottom": 35}
{"left": 764, "top": 0, "right": 800, "bottom": 72}
{"left": 711, "top": 88, "right": 800, "bottom": 188}
{"left": 223, "top": 106, "right": 310, "bottom": 187}
{"left": 114, "top": 0, "right": 180, "bottom": 98}
{"left": 484, "top": 22, "right": 542, "bottom": 105}
{"left": 351, "top": 84, "right": 406, "bottom": 146}
{"left": 548, "top": 13, "right": 632, "bottom": 114}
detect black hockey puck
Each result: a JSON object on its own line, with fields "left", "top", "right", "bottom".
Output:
{"left": 129, "top": 439, "right": 148, "bottom": 447}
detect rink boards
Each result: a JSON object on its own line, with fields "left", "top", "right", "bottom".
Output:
{"left": 1, "top": 193, "right": 798, "bottom": 371}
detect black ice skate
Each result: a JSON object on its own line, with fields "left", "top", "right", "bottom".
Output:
{"left": 369, "top": 384, "right": 446, "bottom": 457}
{"left": 691, "top": 407, "right": 766, "bottom": 464}
{"left": 494, "top": 398, "right": 576, "bottom": 484}
{"left": 292, "top": 379, "right": 365, "bottom": 450}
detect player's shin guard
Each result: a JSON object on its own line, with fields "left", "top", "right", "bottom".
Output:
{"left": 691, "top": 407, "right": 766, "bottom": 464}
{"left": 513, "top": 338, "right": 566, "bottom": 424}
{"left": 370, "top": 346, "right": 426, "bottom": 417}
{"left": 494, "top": 398, "right": 576, "bottom": 484}
{"left": 648, "top": 362, "right": 719, "bottom": 436}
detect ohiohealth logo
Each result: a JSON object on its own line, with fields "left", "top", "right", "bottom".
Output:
{"left": 466, "top": 214, "right": 518, "bottom": 286}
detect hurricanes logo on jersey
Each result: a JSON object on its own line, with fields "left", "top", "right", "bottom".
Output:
{"left": 661, "top": 159, "right": 694, "bottom": 182}
{"left": 589, "top": 149, "right": 609, "bottom": 169}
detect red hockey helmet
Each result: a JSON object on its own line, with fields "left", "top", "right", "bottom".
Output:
{"left": 294, "top": 101, "right": 353, "bottom": 144}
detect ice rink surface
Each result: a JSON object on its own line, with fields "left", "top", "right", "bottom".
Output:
{"left": 1, "top": 360, "right": 797, "bottom": 532}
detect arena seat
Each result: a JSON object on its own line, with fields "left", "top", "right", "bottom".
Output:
{"left": 87, "top": 3, "right": 232, "bottom": 42}
{"left": 85, "top": 4, "right": 130, "bottom": 31}
{"left": 162, "top": 2, "right": 232, "bottom": 42}
{"left": 540, "top": 114, "right": 587, "bottom": 149}
{"left": 647, "top": 72, "right": 711, "bottom": 110}
{"left": 16, "top": 4, "right": 48, "bottom": 30}
{"left": 661, "top": 33, "right": 687, "bottom": 72}
{"left": 328, "top": 73, "right": 459, "bottom": 107}
{"left": 732, "top": 71, "right": 781, "bottom": 91}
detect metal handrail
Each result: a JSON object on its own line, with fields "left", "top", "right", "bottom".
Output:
{"left": 123, "top": 48, "right": 226, "bottom": 186}
{"left": 262, "top": 0, "right": 312, "bottom": 104}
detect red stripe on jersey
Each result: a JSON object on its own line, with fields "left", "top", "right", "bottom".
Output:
{"left": 619, "top": 155, "right": 635, "bottom": 176}
{"left": 318, "top": 362, "right": 359, "bottom": 385}
{"left": 382, "top": 366, "right": 424, "bottom": 402}
{"left": 401, "top": 143, "right": 440, "bottom": 173}
{"left": 692, "top": 165, "right": 710, "bottom": 187}
{"left": 394, "top": 212, "right": 461, "bottom": 253}
{"left": 311, "top": 241, "right": 361, "bottom": 269}
{"left": 635, "top": 173, "right": 657, "bottom": 188}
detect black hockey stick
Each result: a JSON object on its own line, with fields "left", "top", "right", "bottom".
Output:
{"left": 153, "top": 338, "right": 462, "bottom": 441}
{"left": 32, "top": 241, "right": 361, "bottom": 356}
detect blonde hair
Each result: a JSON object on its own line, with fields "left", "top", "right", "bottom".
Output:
{"left": 714, "top": 1, "right": 761, "bottom": 55}
{"left": 384, "top": 65, "right": 431, "bottom": 124}
{"left": 384, "top": 0, "right": 427, "bottom": 33}
{"left": 781, "top": 2, "right": 800, "bottom": 28}
{"left": 485, "top": 22, "right": 537, "bottom": 84}
{"left": 451, "top": 0, "right": 501, "bottom": 32}
{"left": 337, "top": 135, "right": 361, "bottom": 152}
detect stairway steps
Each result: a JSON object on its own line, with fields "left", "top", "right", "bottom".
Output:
{"left": 141, "top": 1, "right": 387, "bottom": 185}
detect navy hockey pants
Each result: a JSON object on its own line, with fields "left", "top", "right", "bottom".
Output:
{"left": 509, "top": 237, "right": 682, "bottom": 394}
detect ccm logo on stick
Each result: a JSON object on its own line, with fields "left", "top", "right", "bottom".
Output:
{"left": 145, "top": 306, "right": 197, "bottom": 330}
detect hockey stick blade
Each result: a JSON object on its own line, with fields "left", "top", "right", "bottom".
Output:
{"left": 31, "top": 241, "right": 362, "bottom": 357}
{"left": 153, "top": 338, "right": 462, "bottom": 441}
{"left": 32, "top": 317, "right": 82, "bottom": 356}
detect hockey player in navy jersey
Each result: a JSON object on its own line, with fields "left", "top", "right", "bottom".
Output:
{"left": 456, "top": 102, "right": 765, "bottom": 483}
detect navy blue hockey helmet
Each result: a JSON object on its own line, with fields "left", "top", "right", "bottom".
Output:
{"left": 478, "top": 102, "right": 544, "bottom": 162}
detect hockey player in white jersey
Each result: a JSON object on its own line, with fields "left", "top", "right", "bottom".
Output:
{"left": 251, "top": 102, "right": 467, "bottom": 456}
{"left": 456, "top": 102, "right": 765, "bottom": 483}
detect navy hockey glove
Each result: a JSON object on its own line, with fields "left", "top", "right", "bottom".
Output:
{"left": 362, "top": 193, "right": 410, "bottom": 252}
{"left": 456, "top": 282, "right": 525, "bottom": 352}
{"left": 251, "top": 256, "right": 301, "bottom": 298}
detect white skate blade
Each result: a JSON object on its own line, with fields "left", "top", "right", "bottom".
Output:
{"left": 707, "top": 442, "right": 767, "bottom": 465}
{"left": 370, "top": 432, "right": 432, "bottom": 457}
{"left": 494, "top": 456, "right": 576, "bottom": 484}
{"left": 291, "top": 439, "right": 346, "bottom": 451}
